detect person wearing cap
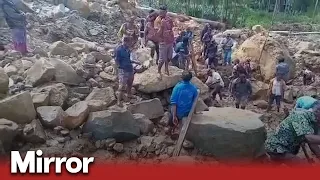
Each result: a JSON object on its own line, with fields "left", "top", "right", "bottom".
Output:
{"left": 221, "top": 33, "right": 234, "bottom": 65}
{"left": 169, "top": 71, "right": 199, "bottom": 135}
{"left": 174, "top": 36, "right": 190, "bottom": 70}
{"left": 275, "top": 57, "right": 289, "bottom": 82}
{"left": 265, "top": 101, "right": 320, "bottom": 166}
{"left": 230, "top": 73, "right": 252, "bottom": 109}
{"left": 155, "top": 5, "right": 174, "bottom": 78}
{"left": 295, "top": 96, "right": 318, "bottom": 111}
{"left": 115, "top": 36, "right": 135, "bottom": 107}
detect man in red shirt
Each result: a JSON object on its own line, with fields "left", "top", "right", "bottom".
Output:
{"left": 155, "top": 5, "right": 174, "bottom": 79}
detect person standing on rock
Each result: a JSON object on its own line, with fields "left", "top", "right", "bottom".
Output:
{"left": 118, "top": 16, "right": 139, "bottom": 48}
{"left": 205, "top": 40, "right": 218, "bottom": 68}
{"left": 201, "top": 27, "right": 212, "bottom": 57}
{"left": 231, "top": 73, "right": 252, "bottom": 109}
{"left": 221, "top": 34, "right": 234, "bottom": 66}
{"left": 244, "top": 59, "right": 252, "bottom": 79}
{"left": 0, "top": 0, "right": 28, "bottom": 54}
{"left": 275, "top": 57, "right": 289, "bottom": 82}
{"left": 174, "top": 36, "right": 190, "bottom": 70}
{"left": 200, "top": 23, "right": 210, "bottom": 52}
{"left": 155, "top": 5, "right": 174, "bottom": 79}
{"left": 115, "top": 36, "right": 135, "bottom": 107}
{"left": 205, "top": 67, "right": 224, "bottom": 101}
{"left": 265, "top": 102, "right": 320, "bottom": 166}
{"left": 145, "top": 10, "right": 159, "bottom": 64}
{"left": 169, "top": 71, "right": 198, "bottom": 136}
{"left": 267, "top": 76, "right": 286, "bottom": 112}
{"left": 295, "top": 96, "right": 318, "bottom": 111}
{"left": 138, "top": 18, "right": 146, "bottom": 48}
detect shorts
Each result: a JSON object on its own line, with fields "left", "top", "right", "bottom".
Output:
{"left": 159, "top": 42, "right": 173, "bottom": 63}
{"left": 235, "top": 96, "right": 248, "bottom": 106}
{"left": 268, "top": 94, "right": 281, "bottom": 106}
{"left": 118, "top": 69, "right": 134, "bottom": 89}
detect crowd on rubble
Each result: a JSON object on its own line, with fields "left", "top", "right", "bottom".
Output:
{"left": 1, "top": 0, "right": 320, "bottom": 166}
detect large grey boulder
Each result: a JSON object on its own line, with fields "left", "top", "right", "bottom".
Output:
{"left": 85, "top": 87, "right": 116, "bottom": 111}
{"left": 186, "top": 107, "right": 266, "bottom": 161}
{"left": 127, "top": 98, "right": 164, "bottom": 120}
{"left": 0, "top": 118, "right": 19, "bottom": 151}
{"left": 133, "top": 66, "right": 209, "bottom": 99}
{"left": 82, "top": 109, "right": 140, "bottom": 142}
{"left": 0, "top": 92, "right": 36, "bottom": 124}
{"left": 24, "top": 58, "right": 55, "bottom": 86}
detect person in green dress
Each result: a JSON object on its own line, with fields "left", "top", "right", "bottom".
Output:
{"left": 265, "top": 101, "right": 320, "bottom": 166}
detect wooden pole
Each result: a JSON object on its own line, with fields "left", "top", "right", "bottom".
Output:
{"left": 312, "top": 0, "right": 319, "bottom": 23}
{"left": 173, "top": 89, "right": 200, "bottom": 157}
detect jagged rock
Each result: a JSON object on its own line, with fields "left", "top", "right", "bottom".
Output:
{"left": 65, "top": 0, "right": 91, "bottom": 18}
{"left": 284, "top": 87, "right": 294, "bottom": 103}
{"left": 37, "top": 106, "right": 67, "bottom": 128}
{"left": 83, "top": 53, "right": 96, "bottom": 64}
{"left": 0, "top": 92, "right": 36, "bottom": 124}
{"left": 49, "top": 41, "right": 78, "bottom": 57}
{"left": 64, "top": 101, "right": 89, "bottom": 129}
{"left": 49, "top": 58, "right": 85, "bottom": 85}
{"left": 0, "top": 67, "right": 9, "bottom": 94}
{"left": 23, "top": 119, "right": 46, "bottom": 144}
{"left": 85, "top": 87, "right": 116, "bottom": 109}
{"left": 37, "top": 83, "right": 68, "bottom": 107}
{"left": 128, "top": 98, "right": 164, "bottom": 120}
{"left": 99, "top": 71, "right": 117, "bottom": 82}
{"left": 113, "top": 143, "right": 124, "bottom": 153}
{"left": 0, "top": 118, "right": 18, "bottom": 151}
{"left": 253, "top": 100, "right": 269, "bottom": 109}
{"left": 68, "top": 42, "right": 90, "bottom": 54}
{"left": 33, "top": 47, "right": 48, "bottom": 57}
{"left": 71, "top": 37, "right": 97, "bottom": 51}
{"left": 87, "top": 100, "right": 108, "bottom": 112}
{"left": 31, "top": 92, "right": 50, "bottom": 108}
{"left": 134, "top": 66, "right": 208, "bottom": 98}
{"left": 82, "top": 109, "right": 140, "bottom": 142}
{"left": 182, "top": 140, "right": 194, "bottom": 150}
{"left": 159, "top": 112, "right": 170, "bottom": 126}
{"left": 4, "top": 64, "right": 17, "bottom": 77}
{"left": 133, "top": 113, "right": 155, "bottom": 135}
{"left": 186, "top": 107, "right": 266, "bottom": 161}
{"left": 251, "top": 80, "right": 269, "bottom": 100}
{"left": 195, "top": 98, "right": 209, "bottom": 112}
{"left": 21, "top": 60, "right": 34, "bottom": 71}
{"left": 90, "top": 52, "right": 112, "bottom": 63}
{"left": 24, "top": 58, "right": 55, "bottom": 86}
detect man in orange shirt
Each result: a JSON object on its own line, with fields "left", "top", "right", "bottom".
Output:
{"left": 154, "top": 5, "right": 175, "bottom": 79}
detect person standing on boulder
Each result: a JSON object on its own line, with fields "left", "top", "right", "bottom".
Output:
{"left": 174, "top": 36, "right": 190, "bottom": 70}
{"left": 302, "top": 67, "right": 315, "bottom": 86}
{"left": 267, "top": 76, "right": 286, "bottom": 112}
{"left": 275, "top": 57, "right": 289, "bottom": 82}
{"left": 221, "top": 34, "right": 234, "bottom": 66}
{"left": 201, "top": 27, "right": 212, "bottom": 57}
{"left": 169, "top": 71, "right": 198, "bottom": 135}
{"left": 115, "top": 36, "right": 135, "bottom": 107}
{"left": 200, "top": 23, "right": 210, "bottom": 53}
{"left": 231, "top": 73, "right": 252, "bottom": 109}
{"left": 155, "top": 5, "right": 174, "bottom": 79}
{"left": 118, "top": 16, "right": 139, "bottom": 48}
{"left": 265, "top": 102, "right": 320, "bottom": 166}
{"left": 295, "top": 95, "right": 318, "bottom": 111}
{"left": 145, "top": 10, "right": 159, "bottom": 64}
{"left": 205, "top": 40, "right": 218, "bottom": 68}
{"left": 0, "top": 0, "right": 28, "bottom": 54}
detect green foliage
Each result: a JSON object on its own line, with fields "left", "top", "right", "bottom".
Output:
{"left": 138, "top": 0, "right": 320, "bottom": 28}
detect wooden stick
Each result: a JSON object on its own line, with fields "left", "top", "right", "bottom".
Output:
{"left": 173, "top": 89, "right": 200, "bottom": 157}
{"left": 301, "top": 143, "right": 315, "bottom": 164}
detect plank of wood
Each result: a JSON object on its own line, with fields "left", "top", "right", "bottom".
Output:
{"left": 173, "top": 89, "right": 200, "bottom": 157}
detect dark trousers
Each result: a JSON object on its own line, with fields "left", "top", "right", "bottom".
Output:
{"left": 268, "top": 94, "right": 281, "bottom": 106}
{"left": 150, "top": 40, "right": 159, "bottom": 63}
{"left": 303, "top": 74, "right": 312, "bottom": 85}
{"left": 208, "top": 83, "right": 222, "bottom": 100}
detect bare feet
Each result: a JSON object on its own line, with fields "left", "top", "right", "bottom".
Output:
{"left": 165, "top": 70, "right": 170, "bottom": 76}
{"left": 158, "top": 73, "right": 162, "bottom": 80}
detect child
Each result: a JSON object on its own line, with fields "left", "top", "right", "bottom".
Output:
{"left": 174, "top": 36, "right": 190, "bottom": 70}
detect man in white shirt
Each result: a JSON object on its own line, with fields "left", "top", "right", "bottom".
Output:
{"left": 267, "top": 76, "right": 286, "bottom": 112}
{"left": 205, "top": 67, "right": 224, "bottom": 101}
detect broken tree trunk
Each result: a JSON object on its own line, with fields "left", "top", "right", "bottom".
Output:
{"left": 136, "top": 6, "right": 226, "bottom": 30}
{"left": 173, "top": 89, "right": 200, "bottom": 157}
{"left": 271, "top": 31, "right": 320, "bottom": 36}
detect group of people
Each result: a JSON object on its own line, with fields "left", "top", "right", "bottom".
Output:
{"left": 200, "top": 23, "right": 235, "bottom": 67}
{"left": 0, "top": 0, "right": 28, "bottom": 54}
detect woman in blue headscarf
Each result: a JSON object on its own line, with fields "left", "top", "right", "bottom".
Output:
{"left": 0, "top": 0, "right": 28, "bottom": 54}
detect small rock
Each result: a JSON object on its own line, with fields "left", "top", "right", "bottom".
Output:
{"left": 133, "top": 113, "right": 155, "bottom": 135}
{"left": 37, "top": 106, "right": 67, "bottom": 128}
{"left": 23, "top": 119, "right": 46, "bottom": 144}
{"left": 46, "top": 139, "right": 59, "bottom": 147}
{"left": 56, "top": 137, "right": 68, "bottom": 143}
{"left": 49, "top": 41, "right": 78, "bottom": 57}
{"left": 0, "top": 118, "right": 18, "bottom": 152}
{"left": 113, "top": 143, "right": 124, "bottom": 153}
{"left": 253, "top": 100, "right": 269, "bottom": 109}
{"left": 159, "top": 112, "right": 170, "bottom": 126}
{"left": 95, "top": 140, "right": 102, "bottom": 149}
{"left": 182, "top": 140, "right": 194, "bottom": 150}
{"left": 64, "top": 101, "right": 89, "bottom": 129}
{"left": 31, "top": 92, "right": 50, "bottom": 108}
{"left": 53, "top": 126, "right": 64, "bottom": 134}
{"left": 60, "top": 130, "right": 70, "bottom": 136}
{"left": 103, "top": 138, "right": 116, "bottom": 148}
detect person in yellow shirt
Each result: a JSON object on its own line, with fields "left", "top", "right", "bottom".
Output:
{"left": 117, "top": 16, "right": 139, "bottom": 48}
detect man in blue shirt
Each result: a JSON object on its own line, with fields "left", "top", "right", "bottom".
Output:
{"left": 295, "top": 96, "right": 318, "bottom": 110}
{"left": 115, "top": 36, "right": 134, "bottom": 107}
{"left": 276, "top": 57, "right": 289, "bottom": 82}
{"left": 169, "top": 71, "right": 198, "bottom": 135}
{"left": 174, "top": 37, "right": 190, "bottom": 70}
